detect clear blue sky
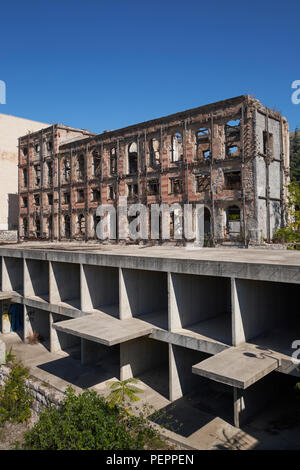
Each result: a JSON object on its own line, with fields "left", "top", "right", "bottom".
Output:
{"left": 1, "top": 0, "right": 300, "bottom": 133}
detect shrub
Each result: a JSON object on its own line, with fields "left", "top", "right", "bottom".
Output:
{"left": 22, "top": 387, "right": 166, "bottom": 450}
{"left": 0, "top": 361, "right": 33, "bottom": 426}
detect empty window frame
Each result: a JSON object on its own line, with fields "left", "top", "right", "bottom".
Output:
{"left": 196, "top": 128, "right": 210, "bottom": 161}
{"left": 48, "top": 194, "right": 53, "bottom": 205}
{"left": 110, "top": 148, "right": 117, "bottom": 175}
{"left": 34, "top": 143, "right": 40, "bottom": 153}
{"left": 149, "top": 138, "right": 160, "bottom": 167}
{"left": 46, "top": 140, "right": 53, "bottom": 152}
{"left": 128, "top": 142, "right": 138, "bottom": 174}
{"left": 35, "top": 217, "right": 41, "bottom": 238}
{"left": 77, "top": 214, "right": 85, "bottom": 235}
{"left": 77, "top": 189, "right": 84, "bottom": 203}
{"left": 147, "top": 179, "right": 159, "bottom": 195}
{"left": 92, "top": 150, "right": 101, "bottom": 176}
{"left": 47, "top": 161, "right": 53, "bottom": 186}
{"left": 77, "top": 154, "right": 85, "bottom": 180}
{"left": 263, "top": 131, "right": 274, "bottom": 158}
{"left": 34, "top": 194, "right": 40, "bottom": 206}
{"left": 127, "top": 183, "right": 138, "bottom": 198}
{"left": 63, "top": 158, "right": 71, "bottom": 182}
{"left": 108, "top": 185, "right": 115, "bottom": 200}
{"left": 63, "top": 192, "right": 70, "bottom": 204}
{"left": 34, "top": 164, "right": 41, "bottom": 186}
{"left": 22, "top": 196, "right": 28, "bottom": 208}
{"left": 195, "top": 173, "right": 210, "bottom": 193}
{"left": 23, "top": 218, "right": 28, "bottom": 237}
{"left": 224, "top": 171, "right": 241, "bottom": 190}
{"left": 64, "top": 215, "right": 71, "bottom": 238}
{"left": 227, "top": 145, "right": 239, "bottom": 157}
{"left": 170, "top": 177, "right": 183, "bottom": 194}
{"left": 170, "top": 132, "right": 183, "bottom": 162}
{"left": 92, "top": 188, "right": 100, "bottom": 202}
{"left": 23, "top": 168, "right": 28, "bottom": 187}
{"left": 22, "top": 146, "right": 28, "bottom": 157}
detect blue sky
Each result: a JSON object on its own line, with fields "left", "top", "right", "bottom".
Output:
{"left": 0, "top": 0, "right": 300, "bottom": 133}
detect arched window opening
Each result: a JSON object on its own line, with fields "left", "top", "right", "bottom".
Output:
{"left": 171, "top": 133, "right": 183, "bottom": 162}
{"left": 77, "top": 154, "right": 85, "bottom": 180}
{"left": 78, "top": 214, "right": 85, "bottom": 235}
{"left": 110, "top": 148, "right": 117, "bottom": 175}
{"left": 64, "top": 215, "right": 71, "bottom": 238}
{"left": 92, "top": 151, "right": 101, "bottom": 177}
{"left": 128, "top": 142, "right": 138, "bottom": 174}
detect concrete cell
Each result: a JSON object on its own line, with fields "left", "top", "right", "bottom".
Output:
{"left": 24, "top": 259, "right": 49, "bottom": 301}
{"left": 120, "top": 268, "right": 168, "bottom": 328}
{"left": 81, "top": 264, "right": 119, "bottom": 314}
{"left": 120, "top": 337, "right": 169, "bottom": 397}
{"left": 234, "top": 279, "right": 299, "bottom": 343}
{"left": 2, "top": 256, "right": 23, "bottom": 294}
{"left": 25, "top": 307, "right": 50, "bottom": 349}
{"left": 50, "top": 261, "right": 80, "bottom": 309}
{"left": 169, "top": 273, "right": 232, "bottom": 344}
{"left": 50, "top": 312, "right": 81, "bottom": 356}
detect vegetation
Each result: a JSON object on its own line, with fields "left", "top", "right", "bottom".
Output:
{"left": 22, "top": 386, "right": 167, "bottom": 450}
{"left": 290, "top": 129, "right": 300, "bottom": 185}
{"left": 107, "top": 378, "right": 143, "bottom": 409}
{"left": 0, "top": 361, "right": 33, "bottom": 427}
{"left": 273, "top": 182, "right": 300, "bottom": 246}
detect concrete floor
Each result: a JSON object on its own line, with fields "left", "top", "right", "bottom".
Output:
{"left": 2, "top": 332, "right": 300, "bottom": 449}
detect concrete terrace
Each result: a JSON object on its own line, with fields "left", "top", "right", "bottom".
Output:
{"left": 1, "top": 242, "right": 300, "bottom": 430}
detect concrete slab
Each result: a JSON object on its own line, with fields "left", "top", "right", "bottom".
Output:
{"left": 53, "top": 310, "right": 166, "bottom": 346}
{"left": 192, "top": 343, "right": 281, "bottom": 389}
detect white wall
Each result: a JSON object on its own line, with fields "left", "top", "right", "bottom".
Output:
{"left": 0, "top": 114, "right": 49, "bottom": 230}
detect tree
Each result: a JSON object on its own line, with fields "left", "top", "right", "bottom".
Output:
{"left": 22, "top": 386, "right": 166, "bottom": 450}
{"left": 290, "top": 128, "right": 300, "bottom": 184}
{"left": 273, "top": 182, "right": 300, "bottom": 245}
{"left": 107, "top": 378, "right": 143, "bottom": 409}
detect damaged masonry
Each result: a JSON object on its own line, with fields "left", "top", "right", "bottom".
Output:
{"left": 18, "top": 94, "right": 290, "bottom": 246}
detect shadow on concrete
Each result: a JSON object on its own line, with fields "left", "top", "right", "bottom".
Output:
{"left": 37, "top": 354, "right": 120, "bottom": 389}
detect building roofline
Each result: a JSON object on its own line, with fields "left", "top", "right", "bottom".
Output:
{"left": 18, "top": 123, "right": 95, "bottom": 141}
{"left": 59, "top": 94, "right": 264, "bottom": 150}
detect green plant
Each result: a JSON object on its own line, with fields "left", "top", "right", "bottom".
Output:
{"left": 273, "top": 182, "right": 300, "bottom": 246}
{"left": 5, "top": 346, "right": 16, "bottom": 364}
{"left": 22, "top": 386, "right": 166, "bottom": 450}
{"left": 0, "top": 361, "right": 33, "bottom": 426}
{"left": 106, "top": 378, "right": 143, "bottom": 409}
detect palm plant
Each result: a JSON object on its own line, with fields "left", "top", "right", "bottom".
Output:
{"left": 107, "top": 378, "right": 143, "bottom": 410}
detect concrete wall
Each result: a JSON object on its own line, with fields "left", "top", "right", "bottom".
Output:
{"left": 120, "top": 268, "right": 168, "bottom": 327}
{"left": 25, "top": 259, "right": 49, "bottom": 300}
{"left": 0, "top": 113, "right": 49, "bottom": 230}
{"left": 81, "top": 265, "right": 119, "bottom": 312}
{"left": 50, "top": 262, "right": 80, "bottom": 307}
{"left": 2, "top": 256, "right": 23, "bottom": 294}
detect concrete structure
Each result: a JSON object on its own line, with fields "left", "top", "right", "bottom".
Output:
{"left": 18, "top": 124, "right": 95, "bottom": 241}
{"left": 0, "top": 243, "right": 300, "bottom": 428}
{"left": 18, "top": 95, "right": 290, "bottom": 245}
{"left": 0, "top": 114, "right": 50, "bottom": 238}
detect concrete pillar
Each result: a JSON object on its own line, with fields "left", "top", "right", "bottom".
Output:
{"left": 24, "top": 304, "right": 33, "bottom": 341}
{"left": 168, "top": 272, "right": 181, "bottom": 331}
{"left": 169, "top": 343, "right": 182, "bottom": 401}
{"left": 49, "top": 312, "right": 61, "bottom": 353}
{"left": 24, "top": 258, "right": 32, "bottom": 298}
{"left": 80, "top": 264, "right": 91, "bottom": 311}
{"left": 49, "top": 261, "right": 60, "bottom": 304}
{"left": 2, "top": 257, "right": 11, "bottom": 292}
{"left": 119, "top": 268, "right": 131, "bottom": 320}
{"left": 231, "top": 277, "right": 245, "bottom": 346}
{"left": 233, "top": 387, "right": 243, "bottom": 428}
{"left": 120, "top": 342, "right": 133, "bottom": 381}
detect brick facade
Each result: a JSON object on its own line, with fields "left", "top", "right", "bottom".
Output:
{"left": 18, "top": 95, "right": 290, "bottom": 245}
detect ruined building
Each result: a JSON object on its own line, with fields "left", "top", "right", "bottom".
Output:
{"left": 18, "top": 95, "right": 290, "bottom": 245}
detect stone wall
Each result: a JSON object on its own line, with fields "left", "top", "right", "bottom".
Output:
{"left": 0, "top": 230, "right": 17, "bottom": 242}
{"left": 0, "top": 364, "right": 65, "bottom": 413}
